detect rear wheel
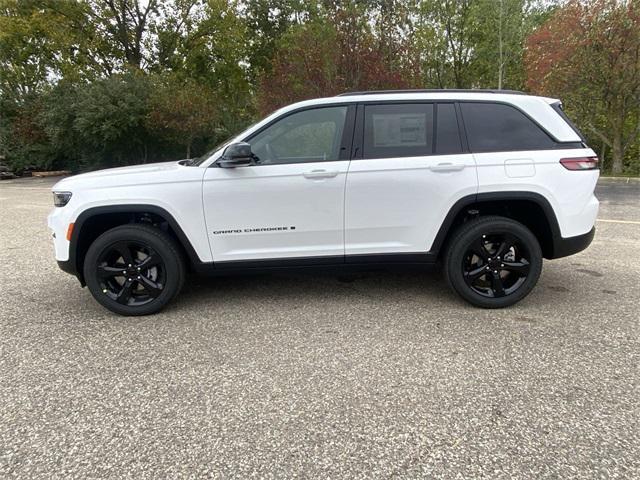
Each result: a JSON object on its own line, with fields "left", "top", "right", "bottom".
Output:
{"left": 84, "top": 225, "right": 185, "bottom": 316}
{"left": 444, "top": 216, "right": 542, "bottom": 308}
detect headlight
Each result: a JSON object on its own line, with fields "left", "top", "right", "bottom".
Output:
{"left": 53, "top": 191, "right": 72, "bottom": 207}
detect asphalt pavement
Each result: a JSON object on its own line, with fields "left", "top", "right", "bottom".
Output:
{"left": 0, "top": 176, "right": 638, "bottom": 478}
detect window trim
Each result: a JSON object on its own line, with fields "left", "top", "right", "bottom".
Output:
{"left": 351, "top": 99, "right": 583, "bottom": 160}
{"left": 435, "top": 102, "right": 465, "bottom": 155}
{"left": 353, "top": 101, "right": 465, "bottom": 161}
{"left": 232, "top": 103, "right": 356, "bottom": 167}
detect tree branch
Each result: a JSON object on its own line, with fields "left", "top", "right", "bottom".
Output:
{"left": 585, "top": 122, "right": 613, "bottom": 148}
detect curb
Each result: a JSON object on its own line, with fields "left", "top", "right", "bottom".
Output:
{"left": 598, "top": 176, "right": 640, "bottom": 183}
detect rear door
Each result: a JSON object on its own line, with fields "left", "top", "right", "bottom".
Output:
{"left": 344, "top": 102, "right": 478, "bottom": 258}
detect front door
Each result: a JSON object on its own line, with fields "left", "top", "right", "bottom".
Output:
{"left": 203, "top": 105, "right": 354, "bottom": 263}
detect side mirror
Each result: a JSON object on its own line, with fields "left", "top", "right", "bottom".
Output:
{"left": 218, "top": 142, "right": 254, "bottom": 168}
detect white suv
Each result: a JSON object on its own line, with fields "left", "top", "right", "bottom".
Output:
{"left": 48, "top": 90, "right": 599, "bottom": 315}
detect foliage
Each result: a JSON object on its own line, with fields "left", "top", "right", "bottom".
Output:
{"left": 525, "top": 0, "right": 640, "bottom": 174}
{"left": 146, "top": 76, "right": 219, "bottom": 158}
{"left": 0, "top": 0, "right": 638, "bottom": 175}
{"left": 256, "top": 1, "right": 419, "bottom": 114}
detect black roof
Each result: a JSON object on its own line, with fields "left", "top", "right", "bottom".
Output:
{"left": 336, "top": 89, "right": 526, "bottom": 97}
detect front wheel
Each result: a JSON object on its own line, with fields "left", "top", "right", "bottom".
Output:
{"left": 84, "top": 224, "right": 185, "bottom": 316}
{"left": 444, "top": 216, "right": 543, "bottom": 308}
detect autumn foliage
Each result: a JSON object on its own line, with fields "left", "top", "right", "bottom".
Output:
{"left": 525, "top": 0, "right": 640, "bottom": 173}
{"left": 1, "top": 0, "right": 639, "bottom": 174}
{"left": 256, "top": 5, "right": 420, "bottom": 115}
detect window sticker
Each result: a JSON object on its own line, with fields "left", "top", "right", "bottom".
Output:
{"left": 372, "top": 113, "right": 427, "bottom": 148}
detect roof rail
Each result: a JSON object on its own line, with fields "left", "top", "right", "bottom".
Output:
{"left": 336, "top": 89, "right": 527, "bottom": 97}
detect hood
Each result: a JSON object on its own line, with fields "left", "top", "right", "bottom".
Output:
{"left": 52, "top": 160, "right": 190, "bottom": 191}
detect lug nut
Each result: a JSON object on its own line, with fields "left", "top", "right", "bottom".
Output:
{"left": 501, "top": 263, "right": 504, "bottom": 267}
{"left": 137, "top": 276, "right": 141, "bottom": 279}
{"left": 122, "top": 270, "right": 126, "bottom": 274}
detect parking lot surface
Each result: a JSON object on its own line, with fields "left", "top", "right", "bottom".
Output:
{"left": 1, "top": 176, "right": 638, "bottom": 478}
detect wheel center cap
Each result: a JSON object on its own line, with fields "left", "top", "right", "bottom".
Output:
{"left": 488, "top": 258, "right": 501, "bottom": 269}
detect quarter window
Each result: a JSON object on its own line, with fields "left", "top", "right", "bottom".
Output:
{"left": 249, "top": 106, "right": 348, "bottom": 165}
{"left": 363, "top": 104, "right": 434, "bottom": 159}
{"left": 461, "top": 102, "right": 555, "bottom": 152}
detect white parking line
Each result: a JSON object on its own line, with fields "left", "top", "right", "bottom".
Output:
{"left": 597, "top": 219, "right": 640, "bottom": 225}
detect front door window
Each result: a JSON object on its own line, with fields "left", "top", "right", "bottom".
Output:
{"left": 249, "top": 106, "right": 348, "bottom": 165}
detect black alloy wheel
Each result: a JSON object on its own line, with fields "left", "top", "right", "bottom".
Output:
{"left": 462, "top": 232, "right": 531, "bottom": 298}
{"left": 96, "top": 241, "right": 166, "bottom": 307}
{"left": 445, "top": 216, "right": 543, "bottom": 308}
{"left": 84, "top": 224, "right": 185, "bottom": 316}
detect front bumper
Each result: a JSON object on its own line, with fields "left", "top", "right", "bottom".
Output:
{"left": 551, "top": 227, "right": 596, "bottom": 259}
{"left": 47, "top": 207, "right": 73, "bottom": 262}
{"left": 48, "top": 206, "right": 85, "bottom": 285}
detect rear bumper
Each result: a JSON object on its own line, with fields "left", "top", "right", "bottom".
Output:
{"left": 551, "top": 227, "right": 595, "bottom": 259}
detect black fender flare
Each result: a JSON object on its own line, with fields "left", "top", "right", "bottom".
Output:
{"left": 429, "top": 191, "right": 563, "bottom": 257}
{"left": 67, "top": 204, "right": 202, "bottom": 284}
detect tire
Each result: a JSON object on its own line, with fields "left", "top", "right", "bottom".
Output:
{"left": 444, "top": 216, "right": 543, "bottom": 308}
{"left": 83, "top": 224, "right": 185, "bottom": 316}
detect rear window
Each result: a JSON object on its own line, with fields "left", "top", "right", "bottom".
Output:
{"left": 461, "top": 102, "right": 556, "bottom": 153}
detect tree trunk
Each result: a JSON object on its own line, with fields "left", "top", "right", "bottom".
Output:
{"left": 611, "top": 134, "right": 624, "bottom": 175}
{"left": 498, "top": 0, "right": 503, "bottom": 90}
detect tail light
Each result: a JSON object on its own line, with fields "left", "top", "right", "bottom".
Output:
{"left": 560, "top": 156, "right": 599, "bottom": 171}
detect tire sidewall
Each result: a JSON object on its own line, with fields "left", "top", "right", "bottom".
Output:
{"left": 445, "top": 217, "right": 543, "bottom": 308}
{"left": 84, "top": 226, "right": 183, "bottom": 316}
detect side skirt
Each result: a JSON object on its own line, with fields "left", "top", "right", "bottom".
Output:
{"left": 192, "top": 253, "right": 439, "bottom": 276}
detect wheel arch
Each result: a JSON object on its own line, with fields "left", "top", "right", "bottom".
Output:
{"left": 432, "top": 192, "right": 562, "bottom": 260}
{"left": 69, "top": 204, "right": 200, "bottom": 285}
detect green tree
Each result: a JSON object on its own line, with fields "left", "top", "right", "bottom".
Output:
{"left": 525, "top": 0, "right": 640, "bottom": 174}
{"left": 415, "top": 0, "right": 478, "bottom": 88}
{"left": 256, "top": 1, "right": 418, "bottom": 114}
{"left": 146, "top": 77, "right": 219, "bottom": 159}
{"left": 473, "top": 0, "right": 551, "bottom": 90}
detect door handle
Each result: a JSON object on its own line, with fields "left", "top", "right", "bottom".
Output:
{"left": 431, "top": 162, "right": 466, "bottom": 172}
{"left": 303, "top": 169, "right": 339, "bottom": 179}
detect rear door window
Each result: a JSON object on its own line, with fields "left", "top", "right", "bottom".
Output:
{"left": 363, "top": 103, "right": 434, "bottom": 159}
{"left": 460, "top": 102, "right": 556, "bottom": 152}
